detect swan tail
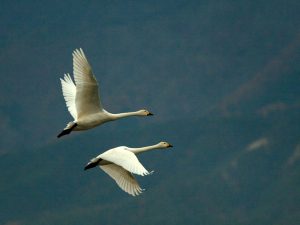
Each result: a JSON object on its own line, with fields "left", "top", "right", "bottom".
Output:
{"left": 57, "top": 122, "right": 77, "bottom": 138}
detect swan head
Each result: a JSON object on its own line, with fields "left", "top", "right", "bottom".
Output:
{"left": 158, "top": 141, "right": 173, "bottom": 148}
{"left": 138, "top": 109, "right": 153, "bottom": 116}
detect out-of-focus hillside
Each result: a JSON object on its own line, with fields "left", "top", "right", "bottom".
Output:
{"left": 1, "top": 106, "right": 300, "bottom": 224}
{"left": 1, "top": 0, "right": 299, "bottom": 154}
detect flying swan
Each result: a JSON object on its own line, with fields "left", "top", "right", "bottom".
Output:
{"left": 84, "top": 141, "right": 173, "bottom": 196}
{"left": 57, "top": 48, "right": 153, "bottom": 138}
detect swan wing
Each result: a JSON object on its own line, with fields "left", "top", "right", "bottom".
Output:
{"left": 100, "top": 164, "right": 143, "bottom": 196}
{"left": 72, "top": 48, "right": 103, "bottom": 118}
{"left": 99, "top": 147, "right": 150, "bottom": 176}
{"left": 60, "top": 73, "right": 77, "bottom": 120}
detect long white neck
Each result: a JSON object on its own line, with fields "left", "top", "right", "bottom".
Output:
{"left": 109, "top": 111, "right": 142, "bottom": 120}
{"left": 128, "top": 143, "right": 162, "bottom": 154}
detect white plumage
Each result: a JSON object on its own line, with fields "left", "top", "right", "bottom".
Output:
{"left": 84, "top": 142, "right": 173, "bottom": 196}
{"left": 58, "top": 48, "right": 153, "bottom": 138}
{"left": 100, "top": 164, "right": 144, "bottom": 196}
{"left": 72, "top": 49, "right": 102, "bottom": 118}
{"left": 100, "top": 147, "right": 151, "bottom": 176}
{"left": 60, "top": 73, "right": 77, "bottom": 119}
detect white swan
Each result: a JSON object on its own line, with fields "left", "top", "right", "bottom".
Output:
{"left": 57, "top": 48, "right": 153, "bottom": 138}
{"left": 84, "top": 141, "right": 173, "bottom": 196}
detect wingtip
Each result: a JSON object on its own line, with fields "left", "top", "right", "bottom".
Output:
{"left": 72, "top": 48, "right": 86, "bottom": 59}
{"left": 130, "top": 188, "right": 144, "bottom": 197}
{"left": 73, "top": 48, "right": 80, "bottom": 55}
{"left": 80, "top": 48, "right": 86, "bottom": 57}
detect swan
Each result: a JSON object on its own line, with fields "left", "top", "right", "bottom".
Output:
{"left": 57, "top": 48, "right": 153, "bottom": 138}
{"left": 84, "top": 141, "right": 173, "bottom": 196}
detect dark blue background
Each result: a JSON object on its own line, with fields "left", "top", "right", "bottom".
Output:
{"left": 1, "top": 1, "right": 300, "bottom": 224}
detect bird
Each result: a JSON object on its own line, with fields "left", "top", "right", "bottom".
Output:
{"left": 57, "top": 48, "right": 153, "bottom": 138}
{"left": 84, "top": 141, "right": 173, "bottom": 196}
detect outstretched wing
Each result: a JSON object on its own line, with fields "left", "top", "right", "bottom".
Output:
{"left": 72, "top": 48, "right": 103, "bottom": 118}
{"left": 99, "top": 147, "right": 151, "bottom": 176}
{"left": 60, "top": 73, "right": 77, "bottom": 120}
{"left": 100, "top": 164, "right": 144, "bottom": 196}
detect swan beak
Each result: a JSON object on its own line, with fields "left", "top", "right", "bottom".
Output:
{"left": 84, "top": 161, "right": 98, "bottom": 170}
{"left": 147, "top": 112, "right": 154, "bottom": 116}
{"left": 167, "top": 144, "right": 173, "bottom": 148}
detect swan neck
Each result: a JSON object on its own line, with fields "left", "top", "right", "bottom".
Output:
{"left": 129, "top": 144, "right": 161, "bottom": 154}
{"left": 110, "top": 111, "right": 140, "bottom": 120}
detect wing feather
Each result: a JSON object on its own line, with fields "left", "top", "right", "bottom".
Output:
{"left": 72, "top": 48, "right": 103, "bottom": 118}
{"left": 60, "top": 73, "right": 77, "bottom": 120}
{"left": 99, "top": 147, "right": 150, "bottom": 176}
{"left": 100, "top": 164, "right": 144, "bottom": 196}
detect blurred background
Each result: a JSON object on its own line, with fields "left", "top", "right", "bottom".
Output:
{"left": 1, "top": 1, "right": 300, "bottom": 224}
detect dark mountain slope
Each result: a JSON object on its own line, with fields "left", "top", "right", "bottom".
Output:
{"left": 1, "top": 110, "right": 299, "bottom": 224}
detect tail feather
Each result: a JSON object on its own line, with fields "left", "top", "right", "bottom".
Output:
{"left": 57, "top": 122, "right": 77, "bottom": 138}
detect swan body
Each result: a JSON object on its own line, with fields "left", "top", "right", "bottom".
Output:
{"left": 84, "top": 141, "right": 173, "bottom": 196}
{"left": 58, "top": 48, "right": 153, "bottom": 138}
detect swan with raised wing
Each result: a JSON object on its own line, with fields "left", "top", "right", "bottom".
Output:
{"left": 57, "top": 48, "right": 153, "bottom": 138}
